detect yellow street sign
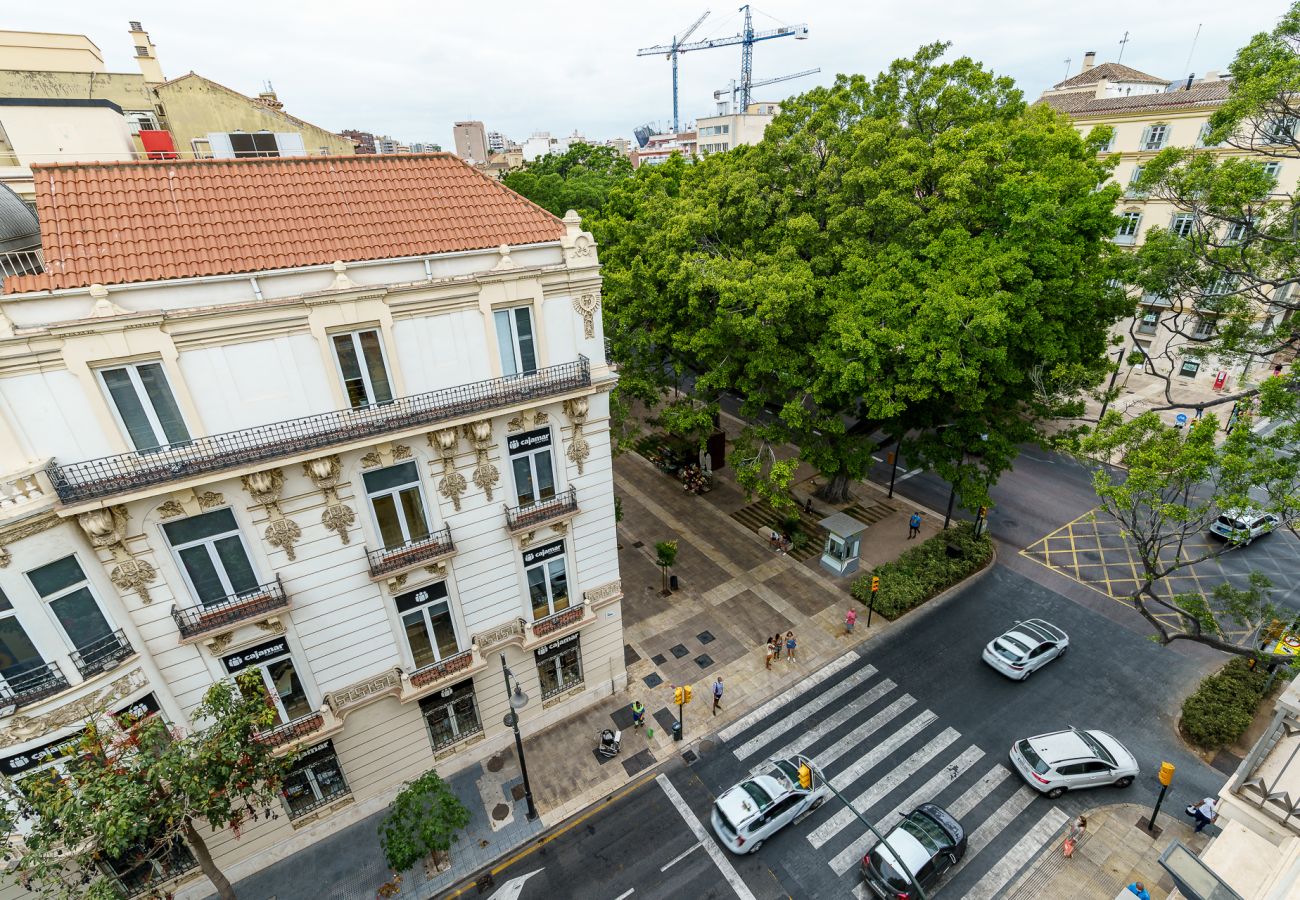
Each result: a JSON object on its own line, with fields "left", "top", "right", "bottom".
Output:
{"left": 1268, "top": 633, "right": 1300, "bottom": 657}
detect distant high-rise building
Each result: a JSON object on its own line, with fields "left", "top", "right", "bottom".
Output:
{"left": 487, "top": 131, "right": 508, "bottom": 153}
{"left": 410, "top": 142, "right": 441, "bottom": 153}
{"left": 342, "top": 129, "right": 377, "bottom": 154}
{"left": 374, "top": 135, "right": 400, "bottom": 154}
{"left": 453, "top": 121, "right": 489, "bottom": 164}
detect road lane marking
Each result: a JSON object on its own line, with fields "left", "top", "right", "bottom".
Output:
{"left": 828, "top": 709, "right": 937, "bottom": 792}
{"left": 754, "top": 679, "right": 897, "bottom": 766}
{"left": 484, "top": 869, "right": 543, "bottom": 899}
{"left": 809, "top": 724, "right": 957, "bottom": 849}
{"left": 612, "top": 891, "right": 634, "bottom": 900}
{"left": 659, "top": 841, "right": 702, "bottom": 872}
{"left": 939, "top": 785, "right": 1039, "bottom": 886}
{"left": 732, "top": 665, "right": 879, "bottom": 760}
{"left": 718, "top": 651, "right": 861, "bottom": 743}
{"left": 962, "top": 806, "right": 1069, "bottom": 900}
{"left": 897, "top": 467, "right": 924, "bottom": 481}
{"left": 814, "top": 695, "right": 916, "bottom": 771}
{"left": 828, "top": 744, "right": 985, "bottom": 875}
{"left": 947, "top": 764, "right": 1013, "bottom": 819}
{"left": 656, "top": 774, "right": 758, "bottom": 900}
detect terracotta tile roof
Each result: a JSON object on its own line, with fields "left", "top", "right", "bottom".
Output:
{"left": 5, "top": 154, "right": 565, "bottom": 293}
{"left": 1038, "top": 81, "right": 1233, "bottom": 117}
{"left": 1053, "top": 62, "right": 1168, "bottom": 90}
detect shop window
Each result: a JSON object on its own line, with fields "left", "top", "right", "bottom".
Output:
{"left": 281, "top": 740, "right": 350, "bottom": 819}
{"left": 101, "top": 835, "right": 197, "bottom": 897}
{"left": 507, "top": 428, "right": 556, "bottom": 507}
{"left": 363, "top": 462, "right": 431, "bottom": 550}
{"left": 535, "top": 633, "right": 583, "bottom": 700}
{"left": 221, "top": 638, "right": 313, "bottom": 726}
{"left": 420, "top": 679, "right": 482, "bottom": 751}
{"left": 522, "top": 541, "right": 569, "bottom": 620}
{"left": 495, "top": 306, "right": 538, "bottom": 376}
{"left": 395, "top": 582, "right": 460, "bottom": 668}
{"left": 163, "top": 508, "right": 259, "bottom": 606}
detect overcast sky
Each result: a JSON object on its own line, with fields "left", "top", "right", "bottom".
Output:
{"left": 8, "top": 1, "right": 1291, "bottom": 148}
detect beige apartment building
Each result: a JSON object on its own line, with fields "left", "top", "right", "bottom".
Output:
{"left": 453, "top": 120, "right": 489, "bottom": 164}
{"left": 0, "top": 154, "right": 622, "bottom": 898}
{"left": 1040, "top": 55, "right": 1296, "bottom": 398}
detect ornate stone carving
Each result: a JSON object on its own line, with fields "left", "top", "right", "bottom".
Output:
{"left": 321, "top": 503, "right": 355, "bottom": 544}
{"left": 475, "top": 618, "right": 525, "bottom": 650}
{"left": 438, "top": 471, "right": 468, "bottom": 512}
{"left": 78, "top": 505, "right": 129, "bottom": 548}
{"left": 0, "top": 668, "right": 146, "bottom": 748}
{"left": 424, "top": 562, "right": 447, "bottom": 578}
{"left": 584, "top": 579, "right": 623, "bottom": 606}
{"left": 0, "top": 547, "right": 9, "bottom": 568}
{"left": 507, "top": 414, "right": 526, "bottom": 433}
{"left": 471, "top": 464, "right": 498, "bottom": 501}
{"left": 208, "top": 632, "right": 235, "bottom": 652}
{"left": 551, "top": 521, "right": 569, "bottom": 536}
{"left": 534, "top": 410, "right": 550, "bottom": 424}
{"left": 241, "top": 468, "right": 285, "bottom": 509}
{"left": 256, "top": 618, "right": 286, "bottom": 635}
{"left": 563, "top": 397, "right": 590, "bottom": 424}
{"left": 518, "top": 530, "right": 535, "bottom": 548}
{"left": 265, "top": 519, "right": 302, "bottom": 561}
{"left": 110, "top": 558, "right": 157, "bottom": 604}
{"left": 157, "top": 500, "right": 186, "bottom": 519}
{"left": 324, "top": 669, "right": 403, "bottom": 717}
{"left": 566, "top": 430, "right": 591, "bottom": 476}
{"left": 463, "top": 420, "right": 498, "bottom": 502}
{"left": 196, "top": 491, "right": 224, "bottom": 509}
{"left": 573, "top": 293, "right": 601, "bottom": 339}
{"left": 392, "top": 444, "right": 412, "bottom": 461}
{"left": 360, "top": 450, "right": 383, "bottom": 469}
{"left": 0, "top": 514, "right": 62, "bottom": 566}
{"left": 387, "top": 573, "right": 409, "bottom": 591}
{"left": 303, "top": 455, "right": 342, "bottom": 490}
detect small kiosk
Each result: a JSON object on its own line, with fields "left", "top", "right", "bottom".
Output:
{"left": 817, "top": 512, "right": 865, "bottom": 577}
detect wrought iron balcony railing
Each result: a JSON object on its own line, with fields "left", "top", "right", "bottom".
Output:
{"left": 0, "top": 661, "right": 69, "bottom": 710}
{"left": 70, "top": 629, "right": 134, "bottom": 678}
{"left": 47, "top": 357, "right": 592, "bottom": 504}
{"left": 171, "top": 577, "right": 289, "bottom": 640}
{"left": 504, "top": 486, "right": 578, "bottom": 533}
{"left": 530, "top": 603, "right": 586, "bottom": 639}
{"left": 408, "top": 648, "right": 475, "bottom": 689}
{"left": 366, "top": 524, "right": 454, "bottom": 578}
{"left": 256, "top": 712, "right": 325, "bottom": 749}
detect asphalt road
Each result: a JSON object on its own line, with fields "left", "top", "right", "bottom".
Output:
{"left": 446, "top": 564, "right": 1225, "bottom": 900}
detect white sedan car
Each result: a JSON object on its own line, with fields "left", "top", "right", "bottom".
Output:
{"left": 711, "top": 755, "right": 828, "bottom": 853}
{"left": 1010, "top": 727, "right": 1139, "bottom": 800}
{"left": 1209, "top": 509, "right": 1280, "bottom": 545}
{"left": 982, "top": 619, "right": 1069, "bottom": 680}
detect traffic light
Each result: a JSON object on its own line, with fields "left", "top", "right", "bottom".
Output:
{"left": 674, "top": 687, "right": 683, "bottom": 705}
{"left": 798, "top": 764, "right": 812, "bottom": 789}
{"left": 683, "top": 685, "right": 693, "bottom": 704}
{"left": 871, "top": 576, "right": 880, "bottom": 593}
{"left": 1158, "top": 761, "right": 1175, "bottom": 786}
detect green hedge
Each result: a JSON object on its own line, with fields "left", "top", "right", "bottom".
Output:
{"left": 1180, "top": 658, "right": 1273, "bottom": 751}
{"left": 850, "top": 522, "right": 993, "bottom": 620}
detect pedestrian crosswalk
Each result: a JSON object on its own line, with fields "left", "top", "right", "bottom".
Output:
{"left": 720, "top": 649, "right": 1069, "bottom": 899}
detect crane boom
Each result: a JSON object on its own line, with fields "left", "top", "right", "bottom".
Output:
{"left": 713, "top": 68, "right": 820, "bottom": 105}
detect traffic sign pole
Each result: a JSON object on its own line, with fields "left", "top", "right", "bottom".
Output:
{"left": 868, "top": 576, "right": 879, "bottom": 627}
{"left": 1150, "top": 761, "right": 1175, "bottom": 832}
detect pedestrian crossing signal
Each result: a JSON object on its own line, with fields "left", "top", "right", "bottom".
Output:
{"left": 871, "top": 576, "right": 880, "bottom": 593}
{"left": 1158, "top": 761, "right": 1175, "bottom": 786}
{"left": 683, "top": 685, "right": 693, "bottom": 704}
{"left": 674, "top": 687, "right": 683, "bottom": 705}
{"left": 798, "top": 764, "right": 812, "bottom": 789}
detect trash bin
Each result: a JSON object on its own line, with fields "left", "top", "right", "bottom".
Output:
{"left": 670, "top": 574, "right": 679, "bottom": 591}
{"left": 672, "top": 721, "right": 682, "bottom": 741}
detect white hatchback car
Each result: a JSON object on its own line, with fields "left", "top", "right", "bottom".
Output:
{"left": 1209, "top": 509, "right": 1281, "bottom": 545}
{"left": 982, "top": 619, "right": 1069, "bottom": 680}
{"left": 711, "top": 755, "right": 828, "bottom": 854}
{"left": 1010, "top": 727, "right": 1139, "bottom": 799}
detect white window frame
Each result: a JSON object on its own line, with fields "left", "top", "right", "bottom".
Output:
{"left": 495, "top": 305, "right": 538, "bottom": 376}
{"left": 1117, "top": 211, "right": 1142, "bottom": 239}
{"left": 96, "top": 362, "right": 190, "bottom": 452}
{"left": 524, "top": 545, "right": 570, "bottom": 620}
{"left": 1170, "top": 213, "right": 1195, "bottom": 238}
{"left": 124, "top": 110, "right": 160, "bottom": 135}
{"left": 1225, "top": 220, "right": 1249, "bottom": 243}
{"left": 394, "top": 583, "right": 462, "bottom": 669}
{"left": 0, "top": 590, "right": 47, "bottom": 695}
{"left": 1142, "top": 124, "right": 1168, "bottom": 151}
{"left": 364, "top": 462, "right": 431, "bottom": 549}
{"left": 163, "top": 509, "right": 260, "bottom": 606}
{"left": 26, "top": 556, "right": 115, "bottom": 657}
{"left": 1263, "top": 161, "right": 1282, "bottom": 182}
{"left": 1192, "top": 317, "right": 1215, "bottom": 340}
{"left": 1207, "top": 274, "right": 1238, "bottom": 296}
{"left": 224, "top": 645, "right": 312, "bottom": 726}
{"left": 509, "top": 431, "right": 557, "bottom": 507}
{"left": 330, "top": 328, "right": 394, "bottom": 408}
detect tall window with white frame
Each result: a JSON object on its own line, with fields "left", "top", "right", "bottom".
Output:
{"left": 331, "top": 329, "right": 394, "bottom": 408}
{"left": 0, "top": 588, "right": 47, "bottom": 699}
{"left": 1171, "top": 213, "right": 1195, "bottom": 239}
{"left": 495, "top": 306, "right": 538, "bottom": 376}
{"left": 27, "top": 556, "right": 123, "bottom": 676}
{"left": 507, "top": 428, "right": 556, "bottom": 507}
{"left": 162, "top": 508, "right": 260, "bottom": 606}
{"left": 1116, "top": 211, "right": 1142, "bottom": 244}
{"left": 98, "top": 362, "right": 190, "bottom": 451}
{"left": 394, "top": 581, "right": 461, "bottom": 669}
{"left": 221, "top": 637, "right": 313, "bottom": 726}
{"left": 364, "top": 462, "right": 432, "bottom": 550}
{"left": 523, "top": 540, "right": 569, "bottom": 621}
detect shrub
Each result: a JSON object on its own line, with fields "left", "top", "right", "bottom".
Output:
{"left": 379, "top": 769, "right": 470, "bottom": 873}
{"left": 1180, "top": 658, "right": 1273, "bottom": 751}
{"left": 850, "top": 522, "right": 992, "bottom": 619}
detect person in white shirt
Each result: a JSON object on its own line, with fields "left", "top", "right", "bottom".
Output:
{"left": 1191, "top": 797, "right": 1218, "bottom": 832}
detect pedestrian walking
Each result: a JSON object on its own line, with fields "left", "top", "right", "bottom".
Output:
{"left": 1187, "top": 796, "right": 1219, "bottom": 832}
{"left": 1063, "top": 814, "right": 1086, "bottom": 858}
{"left": 1126, "top": 882, "right": 1151, "bottom": 900}
{"left": 631, "top": 700, "right": 645, "bottom": 729}
{"left": 908, "top": 511, "right": 923, "bottom": 539}
{"left": 764, "top": 638, "right": 775, "bottom": 670}
{"left": 845, "top": 607, "right": 858, "bottom": 634}
{"left": 712, "top": 676, "right": 724, "bottom": 715}
{"left": 785, "top": 630, "right": 797, "bottom": 662}
{"left": 770, "top": 633, "right": 782, "bottom": 661}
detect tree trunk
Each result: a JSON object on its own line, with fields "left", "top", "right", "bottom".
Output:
{"left": 816, "top": 471, "right": 851, "bottom": 504}
{"left": 184, "top": 819, "right": 236, "bottom": 900}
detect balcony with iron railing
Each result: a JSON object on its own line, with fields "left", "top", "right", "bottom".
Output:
{"left": 0, "top": 248, "right": 43, "bottom": 282}
{"left": 47, "top": 357, "right": 592, "bottom": 505}
{"left": 504, "top": 486, "right": 579, "bottom": 534}
{"left": 256, "top": 712, "right": 326, "bottom": 749}
{"left": 366, "top": 524, "right": 454, "bottom": 579}
{"left": 171, "top": 577, "right": 289, "bottom": 641}
{"left": 0, "top": 661, "right": 70, "bottom": 711}
{"left": 407, "top": 647, "right": 477, "bottom": 691}
{"left": 70, "top": 629, "right": 134, "bottom": 678}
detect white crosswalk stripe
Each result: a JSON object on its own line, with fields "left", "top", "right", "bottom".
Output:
{"left": 940, "top": 785, "right": 1039, "bottom": 884}
{"left": 963, "top": 807, "right": 1069, "bottom": 900}
{"left": 815, "top": 695, "right": 916, "bottom": 771}
{"left": 947, "top": 764, "right": 1013, "bottom": 819}
{"left": 827, "top": 744, "right": 985, "bottom": 876}
{"left": 732, "top": 665, "right": 878, "bottom": 761}
{"left": 750, "top": 679, "right": 897, "bottom": 767}
{"left": 717, "top": 651, "right": 861, "bottom": 742}
{"left": 828, "top": 709, "right": 938, "bottom": 793}
{"left": 809, "top": 725, "right": 957, "bottom": 849}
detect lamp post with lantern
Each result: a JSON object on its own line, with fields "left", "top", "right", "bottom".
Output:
{"left": 500, "top": 654, "right": 537, "bottom": 820}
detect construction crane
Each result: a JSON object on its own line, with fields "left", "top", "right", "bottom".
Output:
{"left": 713, "top": 67, "right": 820, "bottom": 112}
{"left": 638, "top": 5, "right": 809, "bottom": 133}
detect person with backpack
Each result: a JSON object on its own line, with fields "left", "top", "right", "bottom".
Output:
{"left": 908, "top": 511, "right": 923, "bottom": 539}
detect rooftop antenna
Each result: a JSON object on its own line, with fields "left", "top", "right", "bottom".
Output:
{"left": 1063, "top": 57, "right": 1072, "bottom": 80}
{"left": 1117, "top": 30, "right": 1131, "bottom": 64}
{"left": 1183, "top": 23, "right": 1203, "bottom": 76}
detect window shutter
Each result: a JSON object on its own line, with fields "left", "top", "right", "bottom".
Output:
{"left": 1139, "top": 125, "right": 1151, "bottom": 149}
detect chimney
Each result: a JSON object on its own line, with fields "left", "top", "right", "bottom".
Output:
{"left": 1185, "top": 74, "right": 1195, "bottom": 91}
{"left": 1082, "top": 51, "right": 1096, "bottom": 73}
{"left": 127, "top": 21, "right": 164, "bottom": 83}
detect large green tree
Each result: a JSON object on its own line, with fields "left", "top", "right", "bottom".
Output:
{"left": 596, "top": 44, "right": 1130, "bottom": 504}
{"left": 1, "top": 672, "right": 295, "bottom": 900}
{"left": 1128, "top": 4, "right": 1300, "bottom": 411}
{"left": 503, "top": 142, "right": 633, "bottom": 219}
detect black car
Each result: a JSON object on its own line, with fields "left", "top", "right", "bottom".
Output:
{"left": 861, "top": 803, "right": 966, "bottom": 899}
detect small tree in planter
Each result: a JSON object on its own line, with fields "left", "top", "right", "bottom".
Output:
{"left": 378, "top": 770, "right": 470, "bottom": 888}
{"left": 655, "top": 540, "right": 678, "bottom": 594}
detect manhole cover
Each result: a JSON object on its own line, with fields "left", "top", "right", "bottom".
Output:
{"left": 486, "top": 753, "right": 504, "bottom": 773}
{"left": 682, "top": 749, "right": 698, "bottom": 764}
{"left": 492, "top": 803, "right": 510, "bottom": 821}
{"left": 511, "top": 784, "right": 526, "bottom": 801}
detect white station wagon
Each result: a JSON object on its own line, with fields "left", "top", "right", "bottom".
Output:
{"left": 1010, "top": 727, "right": 1139, "bottom": 799}
{"left": 982, "top": 619, "right": 1069, "bottom": 680}
{"left": 711, "top": 755, "right": 828, "bottom": 854}
{"left": 1209, "top": 509, "right": 1280, "bottom": 545}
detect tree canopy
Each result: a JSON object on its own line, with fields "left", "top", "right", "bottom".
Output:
{"left": 596, "top": 44, "right": 1130, "bottom": 504}
{"left": 503, "top": 143, "right": 633, "bottom": 219}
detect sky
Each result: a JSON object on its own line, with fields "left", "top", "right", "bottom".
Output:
{"left": 6, "top": 1, "right": 1293, "bottom": 149}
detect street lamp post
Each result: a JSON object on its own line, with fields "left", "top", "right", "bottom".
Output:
{"left": 500, "top": 654, "right": 537, "bottom": 820}
{"left": 887, "top": 435, "right": 902, "bottom": 499}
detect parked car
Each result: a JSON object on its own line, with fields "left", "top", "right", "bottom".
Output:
{"left": 1010, "top": 727, "right": 1139, "bottom": 799}
{"left": 982, "top": 619, "right": 1069, "bottom": 680}
{"left": 1209, "top": 508, "right": 1280, "bottom": 545}
{"left": 860, "top": 803, "right": 966, "bottom": 899}
{"left": 711, "top": 755, "right": 828, "bottom": 853}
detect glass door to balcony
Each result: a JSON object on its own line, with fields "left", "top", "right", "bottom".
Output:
{"left": 28, "top": 557, "right": 115, "bottom": 671}
{"left": 163, "top": 509, "right": 260, "bottom": 607}
{"left": 0, "top": 591, "right": 45, "bottom": 700}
